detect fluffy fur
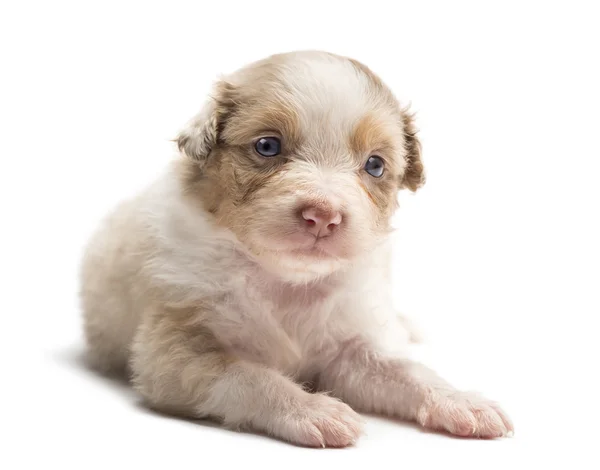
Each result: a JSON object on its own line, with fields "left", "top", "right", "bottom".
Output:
{"left": 81, "top": 51, "right": 512, "bottom": 446}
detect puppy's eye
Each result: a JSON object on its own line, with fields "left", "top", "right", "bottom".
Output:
{"left": 255, "top": 137, "right": 281, "bottom": 157}
{"left": 364, "top": 155, "right": 385, "bottom": 178}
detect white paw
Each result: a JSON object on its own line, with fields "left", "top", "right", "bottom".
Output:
{"left": 274, "top": 394, "right": 364, "bottom": 447}
{"left": 417, "top": 390, "right": 513, "bottom": 438}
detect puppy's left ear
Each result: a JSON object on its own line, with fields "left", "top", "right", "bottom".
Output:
{"left": 400, "top": 111, "right": 425, "bottom": 191}
{"left": 176, "top": 81, "right": 235, "bottom": 170}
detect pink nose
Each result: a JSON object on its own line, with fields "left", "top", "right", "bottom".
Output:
{"left": 301, "top": 206, "right": 343, "bottom": 237}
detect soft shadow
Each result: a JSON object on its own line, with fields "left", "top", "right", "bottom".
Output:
{"left": 363, "top": 412, "right": 424, "bottom": 432}
{"left": 363, "top": 412, "right": 486, "bottom": 440}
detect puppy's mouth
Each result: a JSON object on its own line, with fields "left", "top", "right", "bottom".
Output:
{"left": 243, "top": 227, "right": 358, "bottom": 281}
{"left": 267, "top": 231, "right": 352, "bottom": 260}
{"left": 292, "top": 235, "right": 338, "bottom": 255}
{"left": 248, "top": 235, "right": 350, "bottom": 281}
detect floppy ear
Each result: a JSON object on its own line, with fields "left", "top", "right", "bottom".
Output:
{"left": 400, "top": 111, "right": 425, "bottom": 191}
{"left": 176, "top": 81, "right": 234, "bottom": 169}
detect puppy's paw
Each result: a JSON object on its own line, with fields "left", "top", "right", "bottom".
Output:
{"left": 417, "top": 390, "right": 513, "bottom": 438}
{"left": 275, "top": 394, "right": 364, "bottom": 448}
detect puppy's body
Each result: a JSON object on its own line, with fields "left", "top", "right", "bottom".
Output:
{"left": 82, "top": 169, "right": 406, "bottom": 375}
{"left": 82, "top": 51, "right": 512, "bottom": 446}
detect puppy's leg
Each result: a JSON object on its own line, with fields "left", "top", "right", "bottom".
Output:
{"left": 318, "top": 340, "right": 513, "bottom": 438}
{"left": 130, "top": 311, "right": 363, "bottom": 447}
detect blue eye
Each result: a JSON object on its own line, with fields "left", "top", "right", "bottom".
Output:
{"left": 255, "top": 137, "right": 281, "bottom": 157}
{"left": 365, "top": 155, "right": 385, "bottom": 177}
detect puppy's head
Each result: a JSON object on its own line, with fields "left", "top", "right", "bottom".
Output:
{"left": 177, "top": 51, "right": 424, "bottom": 282}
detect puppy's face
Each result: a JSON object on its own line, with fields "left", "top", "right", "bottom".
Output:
{"left": 178, "top": 52, "right": 424, "bottom": 282}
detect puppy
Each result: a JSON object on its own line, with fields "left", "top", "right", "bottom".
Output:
{"left": 81, "top": 51, "right": 513, "bottom": 447}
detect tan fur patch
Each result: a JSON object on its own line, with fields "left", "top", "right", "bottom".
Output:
{"left": 222, "top": 98, "right": 303, "bottom": 152}
{"left": 349, "top": 113, "right": 398, "bottom": 163}
{"left": 349, "top": 113, "right": 403, "bottom": 224}
{"left": 400, "top": 111, "right": 425, "bottom": 191}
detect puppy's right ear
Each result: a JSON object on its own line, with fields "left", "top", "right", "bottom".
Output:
{"left": 400, "top": 110, "right": 425, "bottom": 192}
{"left": 176, "top": 81, "right": 234, "bottom": 168}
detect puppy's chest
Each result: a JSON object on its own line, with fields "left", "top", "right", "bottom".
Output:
{"left": 211, "top": 274, "right": 342, "bottom": 373}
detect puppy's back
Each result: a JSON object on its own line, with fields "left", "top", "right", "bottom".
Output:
{"left": 80, "top": 194, "right": 153, "bottom": 374}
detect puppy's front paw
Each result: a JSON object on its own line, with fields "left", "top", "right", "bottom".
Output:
{"left": 417, "top": 390, "right": 513, "bottom": 438}
{"left": 275, "top": 394, "right": 364, "bottom": 448}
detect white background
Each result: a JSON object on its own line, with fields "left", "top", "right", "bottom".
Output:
{"left": 1, "top": 1, "right": 599, "bottom": 468}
